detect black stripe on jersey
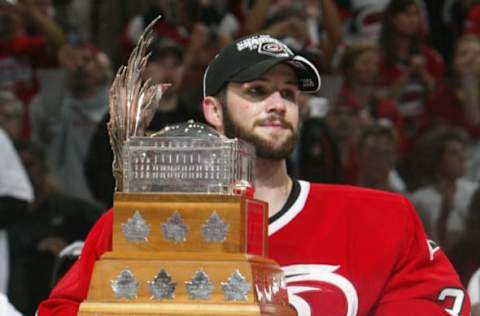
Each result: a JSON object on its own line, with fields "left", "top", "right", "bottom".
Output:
{"left": 269, "top": 179, "right": 301, "bottom": 224}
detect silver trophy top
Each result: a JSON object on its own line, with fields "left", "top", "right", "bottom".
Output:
{"left": 107, "top": 15, "right": 168, "bottom": 192}
{"left": 122, "top": 121, "right": 255, "bottom": 195}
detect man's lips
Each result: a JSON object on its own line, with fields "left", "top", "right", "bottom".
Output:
{"left": 255, "top": 118, "right": 293, "bottom": 130}
{"left": 259, "top": 121, "right": 287, "bottom": 128}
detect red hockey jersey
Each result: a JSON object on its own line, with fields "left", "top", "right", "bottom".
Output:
{"left": 38, "top": 181, "right": 470, "bottom": 316}
{"left": 269, "top": 181, "right": 469, "bottom": 315}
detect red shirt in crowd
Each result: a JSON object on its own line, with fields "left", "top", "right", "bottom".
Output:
{"left": 0, "top": 35, "right": 54, "bottom": 137}
{"left": 378, "top": 45, "right": 444, "bottom": 121}
{"left": 421, "top": 80, "right": 480, "bottom": 137}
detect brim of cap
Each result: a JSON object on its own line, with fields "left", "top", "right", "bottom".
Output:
{"left": 229, "top": 55, "right": 321, "bottom": 93}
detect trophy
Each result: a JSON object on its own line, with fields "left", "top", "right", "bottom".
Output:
{"left": 77, "top": 16, "right": 296, "bottom": 316}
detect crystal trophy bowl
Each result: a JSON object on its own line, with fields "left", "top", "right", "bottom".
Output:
{"left": 123, "top": 121, "right": 255, "bottom": 195}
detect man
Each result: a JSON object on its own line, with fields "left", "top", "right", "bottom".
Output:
{"left": 30, "top": 43, "right": 112, "bottom": 207}
{"left": 410, "top": 127, "right": 476, "bottom": 251}
{"left": 38, "top": 34, "right": 470, "bottom": 315}
{"left": 356, "top": 123, "right": 406, "bottom": 193}
{"left": 8, "top": 141, "right": 101, "bottom": 316}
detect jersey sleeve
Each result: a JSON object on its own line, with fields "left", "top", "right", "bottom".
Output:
{"left": 374, "top": 197, "right": 470, "bottom": 316}
{"left": 37, "top": 210, "right": 113, "bottom": 316}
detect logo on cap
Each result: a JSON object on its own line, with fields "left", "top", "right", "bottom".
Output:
{"left": 258, "top": 41, "right": 292, "bottom": 58}
{"left": 301, "top": 78, "right": 315, "bottom": 88}
{"left": 236, "top": 35, "right": 293, "bottom": 58}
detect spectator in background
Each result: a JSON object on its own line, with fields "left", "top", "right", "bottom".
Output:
{"left": 143, "top": 38, "right": 204, "bottom": 129}
{"left": 246, "top": 1, "right": 310, "bottom": 47}
{"left": 424, "top": 0, "right": 459, "bottom": 62}
{"left": 420, "top": 34, "right": 480, "bottom": 186}
{"left": 7, "top": 141, "right": 100, "bottom": 316}
{"left": 122, "top": 0, "right": 191, "bottom": 53}
{"left": 340, "top": 0, "right": 390, "bottom": 43}
{"left": 422, "top": 34, "right": 480, "bottom": 137}
{"left": 356, "top": 123, "right": 406, "bottom": 193}
{"left": 0, "top": 128, "right": 32, "bottom": 309}
{"left": 49, "top": 0, "right": 94, "bottom": 45}
{"left": 338, "top": 43, "right": 404, "bottom": 142}
{"left": 0, "top": 0, "right": 64, "bottom": 138}
{"left": 464, "top": 0, "right": 480, "bottom": 36}
{"left": 410, "top": 127, "right": 477, "bottom": 251}
{"left": 122, "top": 2, "right": 236, "bottom": 108}
{"left": 85, "top": 38, "right": 203, "bottom": 209}
{"left": 121, "top": 1, "right": 234, "bottom": 72}
{"left": 295, "top": 96, "right": 343, "bottom": 183}
{"left": 243, "top": 0, "right": 343, "bottom": 72}
{"left": 180, "top": 22, "right": 231, "bottom": 107}
{"left": 325, "top": 91, "right": 364, "bottom": 183}
{"left": 188, "top": 0, "right": 244, "bottom": 38}
{"left": 30, "top": 43, "right": 112, "bottom": 207}
{"left": 378, "top": 0, "right": 444, "bottom": 140}
{"left": 448, "top": 186, "right": 480, "bottom": 287}
{"left": 0, "top": 91, "right": 23, "bottom": 144}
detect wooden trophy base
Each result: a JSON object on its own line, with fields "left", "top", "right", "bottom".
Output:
{"left": 78, "top": 193, "right": 296, "bottom": 316}
{"left": 78, "top": 252, "right": 296, "bottom": 316}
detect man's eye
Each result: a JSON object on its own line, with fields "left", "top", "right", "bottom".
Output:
{"left": 280, "top": 89, "right": 296, "bottom": 101}
{"left": 246, "top": 86, "right": 268, "bottom": 97}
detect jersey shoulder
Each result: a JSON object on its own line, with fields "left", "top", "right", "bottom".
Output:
{"left": 308, "top": 182, "right": 411, "bottom": 210}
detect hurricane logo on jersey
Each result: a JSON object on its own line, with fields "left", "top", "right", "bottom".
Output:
{"left": 282, "top": 264, "right": 358, "bottom": 316}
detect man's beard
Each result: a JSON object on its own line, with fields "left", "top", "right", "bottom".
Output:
{"left": 222, "top": 105, "right": 298, "bottom": 160}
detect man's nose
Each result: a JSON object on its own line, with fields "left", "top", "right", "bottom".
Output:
{"left": 265, "top": 91, "right": 287, "bottom": 113}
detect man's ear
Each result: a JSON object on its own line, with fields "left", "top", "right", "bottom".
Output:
{"left": 202, "top": 96, "right": 224, "bottom": 132}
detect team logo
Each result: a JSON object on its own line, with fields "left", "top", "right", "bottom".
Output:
{"left": 258, "top": 41, "right": 292, "bottom": 58}
{"left": 282, "top": 264, "right": 358, "bottom": 316}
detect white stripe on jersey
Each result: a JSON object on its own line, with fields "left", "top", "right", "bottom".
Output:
{"left": 269, "top": 180, "right": 310, "bottom": 236}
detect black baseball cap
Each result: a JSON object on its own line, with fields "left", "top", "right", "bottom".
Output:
{"left": 203, "top": 34, "right": 321, "bottom": 97}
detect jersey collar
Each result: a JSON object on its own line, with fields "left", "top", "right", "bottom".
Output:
{"left": 269, "top": 180, "right": 310, "bottom": 236}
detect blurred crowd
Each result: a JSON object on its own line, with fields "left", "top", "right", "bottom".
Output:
{"left": 2, "top": 0, "right": 480, "bottom": 314}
